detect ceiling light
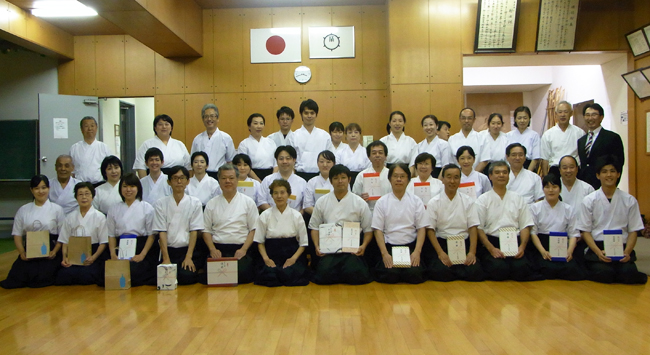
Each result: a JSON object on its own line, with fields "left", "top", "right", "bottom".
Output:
{"left": 31, "top": 1, "right": 98, "bottom": 18}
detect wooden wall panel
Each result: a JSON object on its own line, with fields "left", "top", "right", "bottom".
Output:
{"left": 271, "top": 7, "right": 303, "bottom": 92}
{"left": 242, "top": 8, "right": 274, "bottom": 92}
{"left": 58, "top": 60, "right": 75, "bottom": 95}
{"left": 155, "top": 94, "right": 187, "bottom": 148}
{"left": 185, "top": 10, "right": 214, "bottom": 94}
{"left": 388, "top": 0, "right": 429, "bottom": 84}
{"left": 632, "top": 55, "right": 650, "bottom": 214}
{"left": 515, "top": 0, "right": 539, "bottom": 53}
{"left": 269, "top": 91, "right": 305, "bottom": 134}
{"left": 430, "top": 83, "right": 463, "bottom": 124}
{"left": 363, "top": 90, "right": 390, "bottom": 140}
{"left": 125, "top": 35, "right": 155, "bottom": 97}
{"left": 155, "top": 53, "right": 184, "bottom": 94}
{"left": 361, "top": 5, "right": 388, "bottom": 90}
{"left": 214, "top": 93, "right": 245, "bottom": 144}
{"left": 95, "top": 35, "right": 126, "bottom": 97}
{"left": 242, "top": 92, "right": 276, "bottom": 146}
{"left": 466, "top": 92, "right": 523, "bottom": 132}
{"left": 332, "top": 91, "right": 365, "bottom": 133}
{"left": 301, "top": 7, "right": 333, "bottom": 91}
{"left": 390, "top": 84, "right": 430, "bottom": 136}
{"left": 74, "top": 36, "right": 96, "bottom": 96}
{"left": 332, "top": 6, "right": 363, "bottom": 91}
{"left": 428, "top": 0, "right": 462, "bottom": 84}
{"left": 213, "top": 9, "right": 244, "bottom": 93}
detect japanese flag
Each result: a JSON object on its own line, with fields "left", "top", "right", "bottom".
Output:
{"left": 250, "top": 28, "right": 301, "bottom": 63}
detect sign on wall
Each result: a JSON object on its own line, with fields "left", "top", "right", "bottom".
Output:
{"left": 474, "top": 0, "right": 520, "bottom": 53}
{"left": 535, "top": 0, "right": 580, "bottom": 52}
{"left": 309, "top": 27, "right": 355, "bottom": 59}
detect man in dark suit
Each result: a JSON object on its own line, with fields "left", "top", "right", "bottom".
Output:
{"left": 577, "top": 103, "right": 624, "bottom": 189}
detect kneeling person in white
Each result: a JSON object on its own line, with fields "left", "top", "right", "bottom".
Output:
{"left": 154, "top": 166, "right": 204, "bottom": 285}
{"left": 425, "top": 164, "right": 485, "bottom": 282}
{"left": 372, "top": 164, "right": 429, "bottom": 284}
{"left": 576, "top": 155, "right": 647, "bottom": 284}
{"left": 255, "top": 180, "right": 310, "bottom": 287}
{"left": 203, "top": 164, "right": 258, "bottom": 284}
{"left": 309, "top": 164, "right": 374, "bottom": 285}
{"left": 475, "top": 161, "right": 537, "bottom": 281}
{"left": 56, "top": 182, "right": 108, "bottom": 286}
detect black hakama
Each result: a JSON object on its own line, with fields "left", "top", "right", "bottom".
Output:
{"left": 55, "top": 243, "right": 108, "bottom": 286}
{"left": 374, "top": 242, "right": 426, "bottom": 284}
{"left": 0, "top": 234, "right": 62, "bottom": 289}
{"left": 166, "top": 246, "right": 201, "bottom": 285}
{"left": 529, "top": 234, "right": 586, "bottom": 281}
{"left": 477, "top": 235, "right": 541, "bottom": 281}
{"left": 423, "top": 237, "right": 485, "bottom": 282}
{"left": 203, "top": 242, "right": 255, "bottom": 284}
{"left": 584, "top": 241, "right": 647, "bottom": 284}
{"left": 255, "top": 238, "right": 309, "bottom": 287}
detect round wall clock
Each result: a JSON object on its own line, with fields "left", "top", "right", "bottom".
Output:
{"left": 294, "top": 66, "right": 311, "bottom": 84}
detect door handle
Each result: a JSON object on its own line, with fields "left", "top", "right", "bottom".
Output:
{"left": 41, "top": 156, "right": 47, "bottom": 162}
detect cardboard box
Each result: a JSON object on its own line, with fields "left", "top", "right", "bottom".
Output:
{"left": 207, "top": 258, "right": 238, "bottom": 286}
{"left": 157, "top": 264, "right": 178, "bottom": 290}
{"left": 105, "top": 259, "right": 131, "bottom": 290}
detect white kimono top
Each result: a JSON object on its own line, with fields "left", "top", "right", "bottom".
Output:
{"left": 478, "top": 131, "right": 509, "bottom": 163}
{"left": 268, "top": 130, "right": 293, "bottom": 148}
{"left": 380, "top": 132, "right": 417, "bottom": 165}
{"left": 133, "top": 136, "right": 191, "bottom": 170}
{"left": 153, "top": 194, "right": 204, "bottom": 248}
{"left": 49, "top": 177, "right": 81, "bottom": 215}
{"left": 259, "top": 172, "right": 307, "bottom": 211}
{"left": 475, "top": 190, "right": 534, "bottom": 236}
{"left": 203, "top": 192, "right": 258, "bottom": 244}
{"left": 140, "top": 175, "right": 172, "bottom": 206}
{"left": 506, "top": 128, "right": 541, "bottom": 161}
{"left": 70, "top": 140, "right": 112, "bottom": 183}
{"left": 507, "top": 169, "right": 544, "bottom": 205}
{"left": 461, "top": 170, "right": 492, "bottom": 198}
{"left": 449, "top": 129, "right": 482, "bottom": 168}
{"left": 254, "top": 206, "right": 308, "bottom": 246}
{"left": 560, "top": 178, "right": 594, "bottom": 212}
{"left": 287, "top": 126, "right": 333, "bottom": 173}
{"left": 338, "top": 144, "right": 371, "bottom": 172}
{"left": 58, "top": 206, "right": 108, "bottom": 244}
{"left": 106, "top": 200, "right": 154, "bottom": 237}
{"left": 303, "top": 174, "right": 334, "bottom": 209}
{"left": 351, "top": 166, "right": 392, "bottom": 211}
{"left": 410, "top": 136, "right": 455, "bottom": 168}
{"left": 237, "top": 135, "right": 277, "bottom": 170}
{"left": 576, "top": 189, "right": 644, "bottom": 243}
{"left": 530, "top": 200, "right": 579, "bottom": 238}
{"left": 186, "top": 175, "right": 220, "bottom": 206}
{"left": 309, "top": 191, "right": 373, "bottom": 233}
{"left": 372, "top": 192, "right": 430, "bottom": 245}
{"left": 12, "top": 200, "right": 64, "bottom": 236}
{"left": 190, "top": 128, "right": 236, "bottom": 172}
{"left": 540, "top": 124, "right": 585, "bottom": 166}
{"left": 92, "top": 182, "right": 122, "bottom": 215}
{"left": 427, "top": 191, "right": 480, "bottom": 239}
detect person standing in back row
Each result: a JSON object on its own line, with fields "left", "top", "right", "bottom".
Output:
{"left": 287, "top": 99, "right": 334, "bottom": 181}
{"left": 69, "top": 116, "right": 112, "bottom": 185}
{"left": 191, "top": 104, "right": 236, "bottom": 179}
{"left": 577, "top": 103, "right": 624, "bottom": 190}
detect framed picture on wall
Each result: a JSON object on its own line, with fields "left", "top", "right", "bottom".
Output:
{"left": 625, "top": 27, "right": 650, "bottom": 57}
{"left": 623, "top": 68, "right": 650, "bottom": 100}
{"left": 474, "top": 0, "right": 521, "bottom": 53}
{"left": 535, "top": 0, "right": 580, "bottom": 52}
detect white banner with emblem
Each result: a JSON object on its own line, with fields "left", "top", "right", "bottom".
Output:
{"left": 308, "top": 26, "right": 355, "bottom": 59}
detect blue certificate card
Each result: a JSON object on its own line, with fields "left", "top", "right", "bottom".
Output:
{"left": 603, "top": 230, "right": 624, "bottom": 261}
{"left": 549, "top": 231, "right": 568, "bottom": 262}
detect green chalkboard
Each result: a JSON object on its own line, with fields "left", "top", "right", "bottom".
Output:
{"left": 0, "top": 120, "right": 38, "bottom": 181}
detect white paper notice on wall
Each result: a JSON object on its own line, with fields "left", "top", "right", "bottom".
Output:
{"left": 53, "top": 118, "right": 68, "bottom": 139}
{"left": 309, "top": 26, "right": 355, "bottom": 59}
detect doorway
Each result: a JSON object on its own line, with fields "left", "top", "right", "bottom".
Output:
{"left": 119, "top": 101, "right": 136, "bottom": 174}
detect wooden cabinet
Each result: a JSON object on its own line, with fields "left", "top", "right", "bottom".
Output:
{"left": 388, "top": 0, "right": 429, "bottom": 84}
{"left": 332, "top": 6, "right": 363, "bottom": 91}
{"left": 331, "top": 91, "right": 364, "bottom": 131}
{"left": 429, "top": 0, "right": 462, "bottom": 84}
{"left": 214, "top": 93, "right": 245, "bottom": 143}
{"left": 363, "top": 90, "right": 390, "bottom": 140}
{"left": 125, "top": 35, "right": 155, "bottom": 97}
{"left": 74, "top": 36, "right": 96, "bottom": 96}
{"left": 362, "top": 5, "right": 388, "bottom": 90}
{"left": 95, "top": 35, "right": 126, "bottom": 97}
{"left": 430, "top": 83, "right": 463, "bottom": 124}
{"left": 185, "top": 10, "right": 214, "bottom": 94}
{"left": 184, "top": 93, "right": 215, "bottom": 145}
{"left": 155, "top": 94, "right": 187, "bottom": 147}
{"left": 214, "top": 9, "right": 244, "bottom": 93}
{"left": 390, "top": 84, "right": 430, "bottom": 126}
{"left": 155, "top": 53, "right": 185, "bottom": 94}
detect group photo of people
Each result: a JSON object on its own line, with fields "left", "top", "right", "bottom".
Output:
{"left": 1, "top": 98, "right": 646, "bottom": 290}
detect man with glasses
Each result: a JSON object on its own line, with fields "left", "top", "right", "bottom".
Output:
{"left": 269, "top": 106, "right": 295, "bottom": 147}
{"left": 448, "top": 107, "right": 482, "bottom": 168}
{"left": 190, "top": 104, "right": 236, "bottom": 179}
{"left": 577, "top": 103, "right": 624, "bottom": 189}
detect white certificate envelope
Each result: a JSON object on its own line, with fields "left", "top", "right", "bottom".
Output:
{"left": 604, "top": 229, "right": 624, "bottom": 261}
{"left": 392, "top": 246, "right": 411, "bottom": 268}
{"left": 118, "top": 234, "right": 137, "bottom": 260}
{"left": 314, "top": 188, "right": 330, "bottom": 204}
{"left": 341, "top": 222, "right": 361, "bottom": 253}
{"left": 458, "top": 182, "right": 477, "bottom": 200}
{"left": 319, "top": 223, "right": 342, "bottom": 254}
{"left": 498, "top": 227, "right": 519, "bottom": 257}
{"left": 549, "top": 231, "right": 568, "bottom": 262}
{"left": 363, "top": 172, "right": 381, "bottom": 200}
{"left": 413, "top": 182, "right": 431, "bottom": 205}
{"left": 446, "top": 235, "right": 466, "bottom": 265}
{"left": 237, "top": 181, "right": 255, "bottom": 200}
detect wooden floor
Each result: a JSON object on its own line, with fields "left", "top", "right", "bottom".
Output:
{"left": 1, "top": 250, "right": 649, "bottom": 355}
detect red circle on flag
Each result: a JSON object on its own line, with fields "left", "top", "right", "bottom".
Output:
{"left": 266, "top": 35, "right": 286, "bottom": 55}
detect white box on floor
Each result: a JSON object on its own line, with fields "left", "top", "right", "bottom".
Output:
{"left": 157, "top": 264, "right": 177, "bottom": 290}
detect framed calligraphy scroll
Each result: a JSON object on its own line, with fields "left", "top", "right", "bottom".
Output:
{"left": 622, "top": 68, "right": 650, "bottom": 100}
{"left": 535, "top": 0, "right": 580, "bottom": 52}
{"left": 626, "top": 24, "right": 650, "bottom": 58}
{"left": 474, "top": 0, "right": 520, "bottom": 53}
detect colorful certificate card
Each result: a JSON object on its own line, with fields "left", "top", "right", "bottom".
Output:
{"left": 363, "top": 172, "right": 381, "bottom": 200}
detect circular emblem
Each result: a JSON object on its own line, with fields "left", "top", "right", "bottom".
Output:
{"left": 323, "top": 34, "right": 340, "bottom": 51}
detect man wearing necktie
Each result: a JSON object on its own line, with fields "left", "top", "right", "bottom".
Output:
{"left": 577, "top": 103, "right": 624, "bottom": 189}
